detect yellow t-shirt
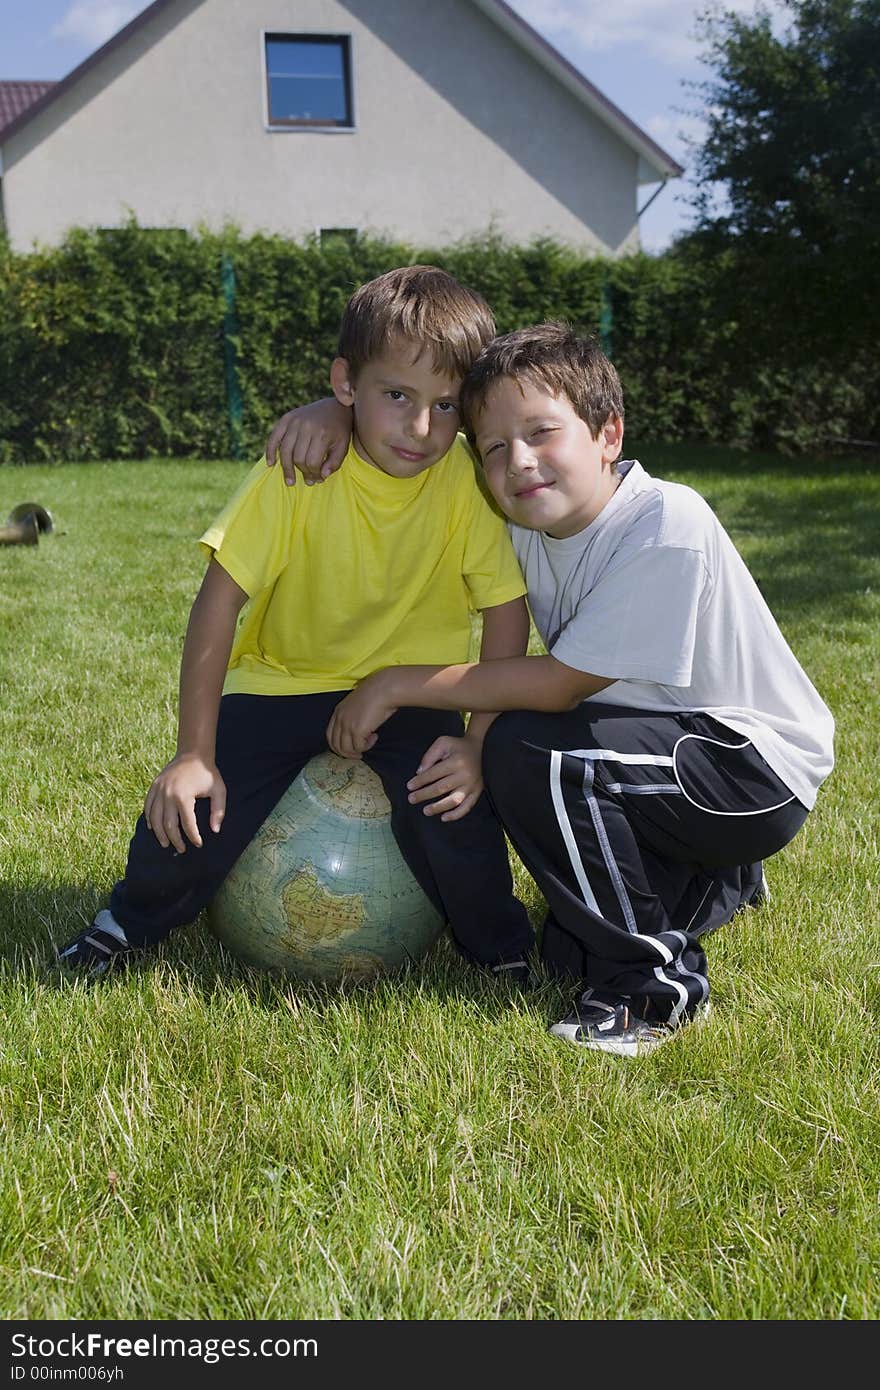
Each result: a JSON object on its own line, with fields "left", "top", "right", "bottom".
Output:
{"left": 199, "top": 435, "right": 527, "bottom": 696}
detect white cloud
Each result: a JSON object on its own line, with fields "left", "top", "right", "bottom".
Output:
{"left": 509, "top": 0, "right": 782, "bottom": 68}
{"left": 646, "top": 110, "right": 707, "bottom": 148}
{"left": 51, "top": 1, "right": 146, "bottom": 49}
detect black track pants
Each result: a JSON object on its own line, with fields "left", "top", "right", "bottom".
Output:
{"left": 111, "top": 693, "right": 533, "bottom": 964}
{"left": 482, "top": 704, "right": 808, "bottom": 1023}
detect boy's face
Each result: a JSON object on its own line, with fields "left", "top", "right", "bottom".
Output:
{"left": 330, "top": 340, "right": 463, "bottom": 478}
{"left": 474, "top": 377, "right": 623, "bottom": 538}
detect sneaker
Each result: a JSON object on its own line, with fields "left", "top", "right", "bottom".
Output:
{"left": 56, "top": 910, "right": 133, "bottom": 979}
{"left": 489, "top": 956, "right": 533, "bottom": 987}
{"left": 749, "top": 870, "right": 771, "bottom": 907}
{"left": 549, "top": 990, "right": 708, "bottom": 1056}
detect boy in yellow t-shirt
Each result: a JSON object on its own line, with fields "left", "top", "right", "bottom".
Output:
{"left": 58, "top": 267, "right": 534, "bottom": 978}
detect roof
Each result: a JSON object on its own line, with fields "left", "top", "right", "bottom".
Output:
{"left": 0, "top": 81, "right": 57, "bottom": 137}
{"left": 0, "top": 0, "right": 683, "bottom": 182}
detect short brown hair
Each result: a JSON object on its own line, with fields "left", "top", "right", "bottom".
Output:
{"left": 460, "top": 321, "right": 625, "bottom": 443}
{"left": 338, "top": 265, "right": 496, "bottom": 381}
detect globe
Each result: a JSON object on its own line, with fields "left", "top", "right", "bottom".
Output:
{"left": 207, "top": 751, "right": 445, "bottom": 982}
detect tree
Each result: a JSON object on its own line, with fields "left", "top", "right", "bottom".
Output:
{"left": 681, "top": 0, "right": 879, "bottom": 406}
{"left": 692, "top": 0, "right": 880, "bottom": 257}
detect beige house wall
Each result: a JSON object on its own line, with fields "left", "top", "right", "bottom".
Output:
{"left": 2, "top": 0, "right": 642, "bottom": 254}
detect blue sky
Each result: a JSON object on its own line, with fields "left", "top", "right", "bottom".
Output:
{"left": 1, "top": 0, "right": 779, "bottom": 251}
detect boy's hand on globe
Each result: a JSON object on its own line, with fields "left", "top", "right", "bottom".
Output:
{"left": 143, "top": 753, "right": 227, "bottom": 853}
{"left": 326, "top": 675, "right": 397, "bottom": 759}
{"left": 406, "top": 735, "right": 483, "bottom": 822}
{"left": 265, "top": 398, "right": 352, "bottom": 487}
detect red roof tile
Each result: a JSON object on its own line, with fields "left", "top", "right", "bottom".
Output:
{"left": 0, "top": 81, "right": 57, "bottom": 136}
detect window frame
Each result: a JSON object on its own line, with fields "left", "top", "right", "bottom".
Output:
{"left": 262, "top": 31, "right": 355, "bottom": 133}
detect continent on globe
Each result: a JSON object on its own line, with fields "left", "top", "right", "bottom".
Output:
{"left": 281, "top": 862, "right": 366, "bottom": 943}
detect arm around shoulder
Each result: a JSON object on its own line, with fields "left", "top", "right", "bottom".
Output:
{"left": 264, "top": 397, "right": 353, "bottom": 486}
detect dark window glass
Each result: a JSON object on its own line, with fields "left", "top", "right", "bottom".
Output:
{"left": 266, "top": 35, "right": 353, "bottom": 127}
{"left": 320, "top": 228, "right": 359, "bottom": 247}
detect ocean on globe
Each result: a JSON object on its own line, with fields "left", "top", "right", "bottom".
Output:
{"left": 207, "top": 751, "right": 445, "bottom": 982}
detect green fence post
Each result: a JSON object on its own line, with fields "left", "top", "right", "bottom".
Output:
{"left": 599, "top": 276, "right": 613, "bottom": 358}
{"left": 221, "top": 250, "right": 244, "bottom": 460}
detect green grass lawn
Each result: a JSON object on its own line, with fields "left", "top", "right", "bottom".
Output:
{"left": 0, "top": 446, "right": 878, "bottom": 1320}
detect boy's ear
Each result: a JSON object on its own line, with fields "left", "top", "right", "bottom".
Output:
{"left": 601, "top": 415, "right": 624, "bottom": 465}
{"left": 330, "top": 357, "right": 356, "bottom": 406}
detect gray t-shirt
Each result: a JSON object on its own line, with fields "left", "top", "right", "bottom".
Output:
{"left": 509, "top": 459, "right": 834, "bottom": 809}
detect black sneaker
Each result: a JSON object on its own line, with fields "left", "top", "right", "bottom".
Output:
{"left": 549, "top": 990, "right": 708, "bottom": 1056}
{"left": 56, "top": 910, "right": 133, "bottom": 978}
{"left": 489, "top": 956, "right": 533, "bottom": 987}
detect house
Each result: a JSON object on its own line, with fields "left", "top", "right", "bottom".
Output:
{"left": 0, "top": 0, "right": 681, "bottom": 255}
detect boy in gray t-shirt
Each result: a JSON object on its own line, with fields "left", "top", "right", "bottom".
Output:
{"left": 266, "top": 323, "right": 834, "bottom": 1057}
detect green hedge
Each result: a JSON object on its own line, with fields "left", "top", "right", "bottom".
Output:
{"left": 0, "top": 223, "right": 874, "bottom": 463}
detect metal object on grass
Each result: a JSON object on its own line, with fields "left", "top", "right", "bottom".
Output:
{"left": 0, "top": 503, "right": 55, "bottom": 546}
